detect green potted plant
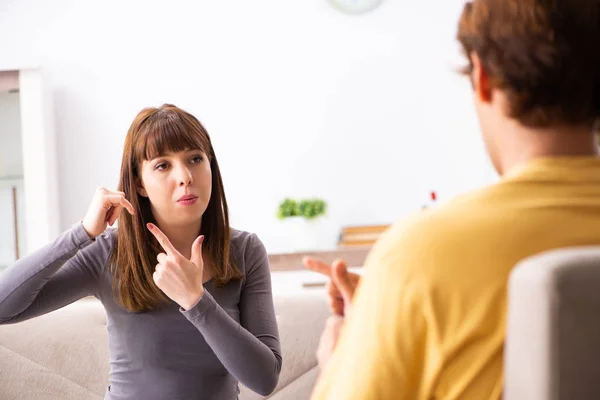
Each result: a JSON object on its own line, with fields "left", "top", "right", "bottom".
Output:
{"left": 276, "top": 197, "right": 333, "bottom": 251}
{"left": 277, "top": 198, "right": 327, "bottom": 221}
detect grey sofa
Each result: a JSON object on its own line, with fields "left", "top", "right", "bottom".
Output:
{"left": 0, "top": 286, "right": 330, "bottom": 400}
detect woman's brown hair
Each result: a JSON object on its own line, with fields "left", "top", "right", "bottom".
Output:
{"left": 111, "top": 104, "right": 242, "bottom": 313}
{"left": 457, "top": 0, "right": 600, "bottom": 129}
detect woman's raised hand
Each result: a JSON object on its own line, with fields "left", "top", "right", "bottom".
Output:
{"left": 82, "top": 187, "right": 135, "bottom": 238}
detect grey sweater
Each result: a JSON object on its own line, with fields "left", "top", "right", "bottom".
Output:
{"left": 0, "top": 223, "right": 282, "bottom": 400}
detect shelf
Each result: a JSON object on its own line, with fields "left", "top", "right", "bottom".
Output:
{"left": 268, "top": 246, "right": 371, "bottom": 272}
{"left": 0, "top": 175, "right": 23, "bottom": 187}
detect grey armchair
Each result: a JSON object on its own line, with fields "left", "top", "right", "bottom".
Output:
{"left": 505, "top": 247, "right": 600, "bottom": 400}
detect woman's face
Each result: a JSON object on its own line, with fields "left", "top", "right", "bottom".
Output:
{"left": 138, "top": 148, "right": 212, "bottom": 227}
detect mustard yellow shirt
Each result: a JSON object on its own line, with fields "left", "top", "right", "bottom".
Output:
{"left": 312, "top": 157, "right": 600, "bottom": 400}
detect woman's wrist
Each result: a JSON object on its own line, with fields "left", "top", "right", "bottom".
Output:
{"left": 182, "top": 288, "right": 205, "bottom": 311}
{"left": 80, "top": 221, "right": 96, "bottom": 240}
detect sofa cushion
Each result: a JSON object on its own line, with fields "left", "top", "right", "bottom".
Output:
{"left": 0, "top": 298, "right": 108, "bottom": 400}
{"left": 240, "top": 291, "right": 329, "bottom": 399}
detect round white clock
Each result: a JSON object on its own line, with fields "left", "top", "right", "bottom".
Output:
{"left": 328, "top": 0, "right": 384, "bottom": 15}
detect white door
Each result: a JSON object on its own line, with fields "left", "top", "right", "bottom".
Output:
{"left": 18, "top": 69, "right": 61, "bottom": 256}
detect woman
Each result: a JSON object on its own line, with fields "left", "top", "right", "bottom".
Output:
{"left": 0, "top": 104, "right": 282, "bottom": 400}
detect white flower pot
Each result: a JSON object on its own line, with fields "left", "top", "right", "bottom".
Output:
{"left": 279, "top": 216, "right": 337, "bottom": 252}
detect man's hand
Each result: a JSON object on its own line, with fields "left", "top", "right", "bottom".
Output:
{"left": 303, "top": 257, "right": 361, "bottom": 317}
{"left": 317, "top": 315, "right": 345, "bottom": 370}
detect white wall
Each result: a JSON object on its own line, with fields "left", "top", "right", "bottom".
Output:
{"left": 0, "top": 0, "right": 492, "bottom": 253}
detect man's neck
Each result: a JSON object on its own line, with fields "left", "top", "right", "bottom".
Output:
{"left": 499, "top": 123, "right": 599, "bottom": 175}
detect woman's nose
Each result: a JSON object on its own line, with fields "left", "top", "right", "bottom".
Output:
{"left": 177, "top": 166, "right": 193, "bottom": 186}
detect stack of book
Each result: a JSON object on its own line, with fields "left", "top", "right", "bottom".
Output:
{"left": 338, "top": 224, "right": 391, "bottom": 248}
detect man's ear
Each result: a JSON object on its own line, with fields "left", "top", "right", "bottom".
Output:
{"left": 470, "top": 52, "right": 493, "bottom": 103}
{"left": 137, "top": 180, "right": 148, "bottom": 198}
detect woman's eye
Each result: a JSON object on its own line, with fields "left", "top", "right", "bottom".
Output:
{"left": 191, "top": 155, "right": 203, "bottom": 164}
{"left": 155, "top": 162, "right": 168, "bottom": 170}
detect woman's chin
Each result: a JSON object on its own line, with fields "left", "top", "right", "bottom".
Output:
{"left": 175, "top": 206, "right": 205, "bottom": 221}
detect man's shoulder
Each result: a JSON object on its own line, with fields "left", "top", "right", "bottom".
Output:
{"left": 387, "top": 185, "right": 500, "bottom": 243}
{"left": 365, "top": 185, "right": 505, "bottom": 278}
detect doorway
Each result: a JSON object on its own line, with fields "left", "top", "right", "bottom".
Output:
{"left": 0, "top": 81, "right": 25, "bottom": 269}
{"left": 0, "top": 69, "right": 60, "bottom": 271}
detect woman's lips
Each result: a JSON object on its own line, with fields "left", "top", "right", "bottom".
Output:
{"left": 177, "top": 195, "right": 198, "bottom": 205}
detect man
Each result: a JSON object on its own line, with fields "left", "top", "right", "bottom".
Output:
{"left": 306, "top": 0, "right": 600, "bottom": 398}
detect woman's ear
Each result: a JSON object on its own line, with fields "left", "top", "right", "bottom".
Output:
{"left": 137, "top": 180, "right": 148, "bottom": 198}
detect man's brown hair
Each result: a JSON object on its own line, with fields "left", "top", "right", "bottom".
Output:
{"left": 457, "top": 0, "right": 600, "bottom": 129}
